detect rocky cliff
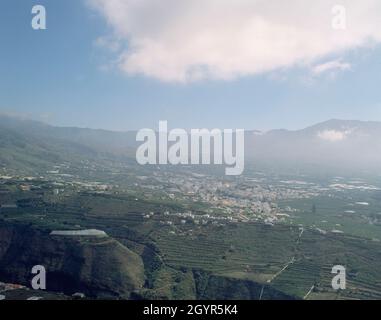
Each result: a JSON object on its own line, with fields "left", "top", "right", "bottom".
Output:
{"left": 0, "top": 222, "right": 145, "bottom": 298}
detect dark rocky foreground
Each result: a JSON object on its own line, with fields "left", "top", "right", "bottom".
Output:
{"left": 0, "top": 221, "right": 296, "bottom": 300}
{"left": 0, "top": 222, "right": 145, "bottom": 299}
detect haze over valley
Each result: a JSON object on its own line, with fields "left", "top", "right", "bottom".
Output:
{"left": 1, "top": 115, "right": 381, "bottom": 300}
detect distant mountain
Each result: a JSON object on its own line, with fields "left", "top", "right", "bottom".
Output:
{"left": 0, "top": 115, "right": 136, "bottom": 173}
{"left": 0, "top": 115, "right": 137, "bottom": 155}
{"left": 246, "top": 119, "right": 381, "bottom": 173}
{"left": 1, "top": 115, "right": 381, "bottom": 175}
{"left": 0, "top": 121, "right": 89, "bottom": 173}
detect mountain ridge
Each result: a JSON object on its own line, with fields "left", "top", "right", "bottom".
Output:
{"left": 1, "top": 115, "right": 381, "bottom": 174}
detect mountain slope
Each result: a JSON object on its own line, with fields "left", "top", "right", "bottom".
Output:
{"left": 0, "top": 115, "right": 136, "bottom": 174}
{"left": 2, "top": 115, "right": 381, "bottom": 174}
{"left": 246, "top": 119, "right": 381, "bottom": 173}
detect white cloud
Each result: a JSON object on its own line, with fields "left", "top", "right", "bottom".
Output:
{"left": 318, "top": 130, "right": 350, "bottom": 142}
{"left": 311, "top": 60, "right": 351, "bottom": 76}
{"left": 88, "top": 0, "right": 381, "bottom": 82}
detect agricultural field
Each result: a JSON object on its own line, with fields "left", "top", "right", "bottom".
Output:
{"left": 1, "top": 166, "right": 381, "bottom": 300}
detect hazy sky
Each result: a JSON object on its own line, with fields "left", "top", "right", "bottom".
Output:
{"left": 1, "top": 0, "right": 381, "bottom": 131}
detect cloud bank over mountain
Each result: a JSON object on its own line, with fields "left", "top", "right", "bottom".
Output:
{"left": 89, "top": 0, "right": 381, "bottom": 82}
{"left": 317, "top": 129, "right": 350, "bottom": 142}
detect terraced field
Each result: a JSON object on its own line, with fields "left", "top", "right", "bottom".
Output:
{"left": 152, "top": 221, "right": 381, "bottom": 299}
{"left": 2, "top": 181, "right": 381, "bottom": 300}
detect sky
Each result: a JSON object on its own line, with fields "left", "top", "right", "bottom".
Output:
{"left": 0, "top": 0, "right": 381, "bottom": 132}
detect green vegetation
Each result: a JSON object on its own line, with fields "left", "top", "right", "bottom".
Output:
{"left": 1, "top": 116, "right": 381, "bottom": 300}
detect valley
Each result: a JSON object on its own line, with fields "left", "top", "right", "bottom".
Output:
{"left": 0, "top": 116, "right": 381, "bottom": 300}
